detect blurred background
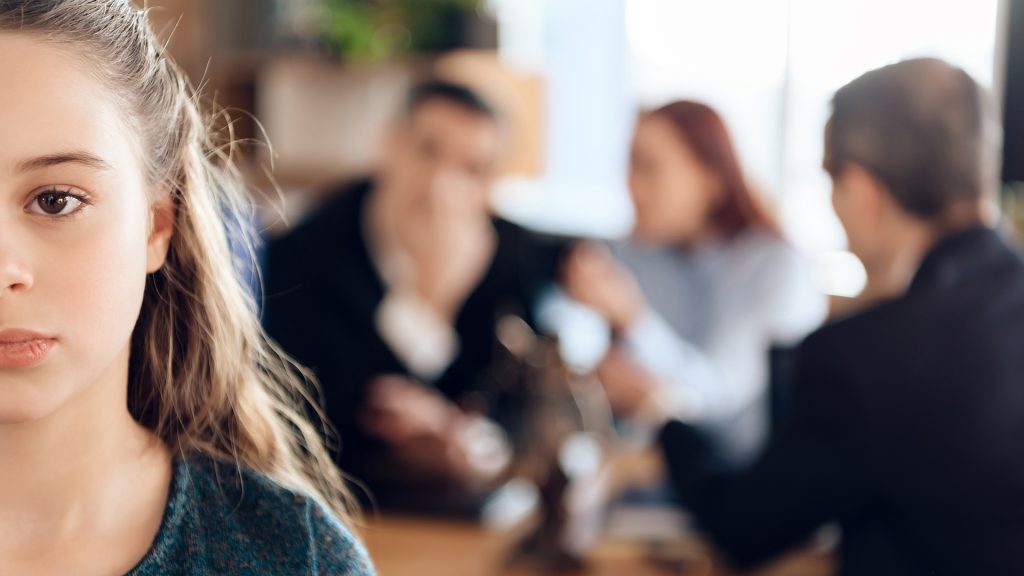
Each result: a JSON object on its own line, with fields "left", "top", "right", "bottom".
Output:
{"left": 146, "top": 0, "right": 1018, "bottom": 299}
{"left": 141, "top": 2, "right": 1023, "bottom": 574}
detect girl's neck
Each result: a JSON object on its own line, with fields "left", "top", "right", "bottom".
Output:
{"left": 0, "top": 345, "right": 171, "bottom": 570}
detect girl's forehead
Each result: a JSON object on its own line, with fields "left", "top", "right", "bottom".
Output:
{"left": 0, "top": 33, "right": 143, "bottom": 179}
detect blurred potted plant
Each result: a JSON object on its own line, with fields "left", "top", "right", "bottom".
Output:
{"left": 278, "top": 0, "right": 490, "bottom": 61}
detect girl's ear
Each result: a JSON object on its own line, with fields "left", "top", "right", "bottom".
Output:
{"left": 146, "top": 194, "right": 176, "bottom": 273}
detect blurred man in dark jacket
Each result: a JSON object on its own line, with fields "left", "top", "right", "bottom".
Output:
{"left": 660, "top": 58, "right": 1024, "bottom": 575}
{"left": 265, "top": 81, "right": 566, "bottom": 512}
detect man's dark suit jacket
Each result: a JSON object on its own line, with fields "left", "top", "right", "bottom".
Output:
{"left": 661, "top": 227, "right": 1024, "bottom": 575}
{"left": 263, "top": 179, "right": 567, "bottom": 506}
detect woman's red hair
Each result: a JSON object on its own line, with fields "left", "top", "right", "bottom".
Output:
{"left": 647, "top": 101, "right": 779, "bottom": 238}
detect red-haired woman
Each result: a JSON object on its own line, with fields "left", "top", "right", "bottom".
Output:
{"left": 563, "top": 101, "right": 826, "bottom": 463}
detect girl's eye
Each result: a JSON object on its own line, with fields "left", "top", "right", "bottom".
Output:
{"left": 28, "top": 189, "right": 87, "bottom": 217}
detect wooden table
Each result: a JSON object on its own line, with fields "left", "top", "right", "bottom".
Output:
{"left": 361, "top": 446, "right": 834, "bottom": 575}
{"left": 362, "top": 514, "right": 835, "bottom": 576}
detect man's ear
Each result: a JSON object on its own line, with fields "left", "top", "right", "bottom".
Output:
{"left": 146, "top": 194, "right": 176, "bottom": 273}
{"left": 841, "top": 162, "right": 887, "bottom": 223}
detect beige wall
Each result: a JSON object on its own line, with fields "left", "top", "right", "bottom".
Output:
{"left": 141, "top": 3, "right": 545, "bottom": 193}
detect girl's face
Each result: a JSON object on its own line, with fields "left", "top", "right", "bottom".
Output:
{"left": 0, "top": 34, "right": 173, "bottom": 424}
{"left": 628, "top": 115, "right": 722, "bottom": 246}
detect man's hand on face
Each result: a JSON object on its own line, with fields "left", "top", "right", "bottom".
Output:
{"left": 398, "top": 172, "right": 496, "bottom": 322}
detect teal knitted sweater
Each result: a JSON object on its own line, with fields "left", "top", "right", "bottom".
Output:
{"left": 126, "top": 456, "right": 374, "bottom": 575}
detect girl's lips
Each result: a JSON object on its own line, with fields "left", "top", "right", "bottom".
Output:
{"left": 0, "top": 330, "right": 57, "bottom": 369}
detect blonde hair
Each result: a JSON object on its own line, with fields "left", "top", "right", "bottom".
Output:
{"left": 0, "top": 1, "right": 355, "bottom": 524}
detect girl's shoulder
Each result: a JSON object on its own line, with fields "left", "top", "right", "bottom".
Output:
{"left": 129, "top": 455, "right": 375, "bottom": 576}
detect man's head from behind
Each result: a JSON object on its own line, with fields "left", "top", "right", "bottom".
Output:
{"left": 824, "top": 58, "right": 1000, "bottom": 270}
{"left": 377, "top": 79, "right": 502, "bottom": 222}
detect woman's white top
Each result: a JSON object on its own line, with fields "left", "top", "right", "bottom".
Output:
{"left": 613, "top": 229, "right": 827, "bottom": 460}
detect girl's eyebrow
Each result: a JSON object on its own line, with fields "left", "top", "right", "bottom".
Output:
{"left": 16, "top": 151, "right": 113, "bottom": 174}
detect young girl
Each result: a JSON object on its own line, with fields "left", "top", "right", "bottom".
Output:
{"left": 0, "top": 1, "right": 373, "bottom": 574}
